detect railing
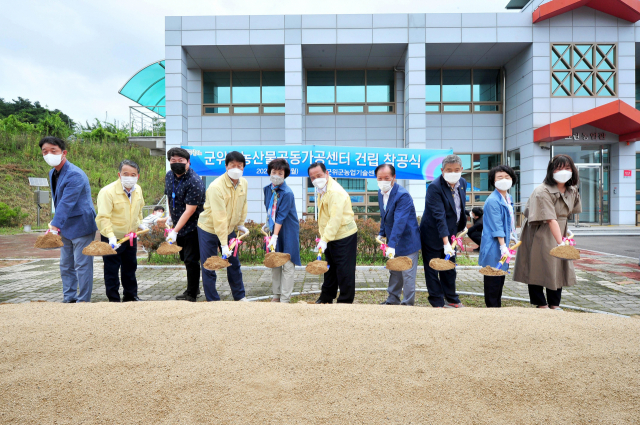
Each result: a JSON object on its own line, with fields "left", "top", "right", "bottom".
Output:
{"left": 129, "top": 106, "right": 166, "bottom": 137}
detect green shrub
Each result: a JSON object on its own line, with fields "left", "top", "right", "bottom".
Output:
{"left": 36, "top": 112, "right": 73, "bottom": 139}
{"left": 0, "top": 115, "right": 35, "bottom": 135}
{"left": 0, "top": 202, "right": 28, "bottom": 226}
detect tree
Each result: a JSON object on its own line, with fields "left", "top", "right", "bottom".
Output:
{"left": 36, "top": 112, "right": 73, "bottom": 139}
{"left": 0, "top": 97, "right": 74, "bottom": 128}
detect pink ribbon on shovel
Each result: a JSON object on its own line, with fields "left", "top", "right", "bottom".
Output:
{"left": 229, "top": 238, "right": 243, "bottom": 257}
{"left": 379, "top": 243, "right": 388, "bottom": 256}
{"left": 451, "top": 235, "right": 465, "bottom": 251}
{"left": 562, "top": 237, "right": 576, "bottom": 246}
{"left": 504, "top": 247, "right": 517, "bottom": 265}
{"left": 264, "top": 235, "right": 271, "bottom": 253}
{"left": 45, "top": 228, "right": 58, "bottom": 235}
{"left": 164, "top": 228, "right": 171, "bottom": 236}
{"left": 125, "top": 232, "right": 137, "bottom": 246}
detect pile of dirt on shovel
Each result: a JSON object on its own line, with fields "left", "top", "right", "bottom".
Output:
{"left": 1, "top": 302, "right": 639, "bottom": 424}
{"left": 305, "top": 260, "right": 328, "bottom": 275}
{"left": 81, "top": 241, "right": 116, "bottom": 256}
{"left": 156, "top": 242, "right": 182, "bottom": 255}
{"left": 479, "top": 265, "right": 507, "bottom": 276}
{"left": 33, "top": 232, "right": 63, "bottom": 249}
{"left": 550, "top": 245, "right": 581, "bottom": 260}
{"left": 203, "top": 256, "right": 230, "bottom": 270}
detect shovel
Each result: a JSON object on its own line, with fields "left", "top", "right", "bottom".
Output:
{"left": 429, "top": 228, "right": 469, "bottom": 271}
{"left": 203, "top": 229, "right": 250, "bottom": 271}
{"left": 34, "top": 224, "right": 64, "bottom": 249}
{"left": 157, "top": 226, "right": 182, "bottom": 255}
{"left": 260, "top": 226, "right": 291, "bottom": 268}
{"left": 82, "top": 229, "right": 150, "bottom": 256}
{"left": 375, "top": 237, "right": 413, "bottom": 272}
{"left": 305, "top": 243, "right": 329, "bottom": 275}
{"left": 479, "top": 241, "right": 522, "bottom": 276}
{"left": 549, "top": 230, "right": 580, "bottom": 260}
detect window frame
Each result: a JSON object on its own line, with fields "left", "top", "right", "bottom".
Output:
{"left": 455, "top": 153, "right": 503, "bottom": 209}
{"left": 305, "top": 69, "right": 396, "bottom": 115}
{"left": 550, "top": 43, "right": 617, "bottom": 98}
{"left": 201, "top": 69, "right": 285, "bottom": 116}
{"left": 425, "top": 68, "right": 503, "bottom": 114}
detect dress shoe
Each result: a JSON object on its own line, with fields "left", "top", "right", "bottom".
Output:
{"left": 122, "top": 296, "right": 143, "bottom": 302}
{"left": 315, "top": 298, "right": 332, "bottom": 304}
{"left": 176, "top": 293, "right": 197, "bottom": 302}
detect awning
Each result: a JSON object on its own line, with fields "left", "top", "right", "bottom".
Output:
{"left": 532, "top": 0, "right": 640, "bottom": 24}
{"left": 534, "top": 100, "right": 640, "bottom": 143}
{"left": 118, "top": 60, "right": 166, "bottom": 117}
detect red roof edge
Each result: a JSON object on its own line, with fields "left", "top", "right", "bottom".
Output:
{"left": 532, "top": 0, "right": 640, "bottom": 24}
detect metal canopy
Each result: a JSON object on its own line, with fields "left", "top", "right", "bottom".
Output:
{"left": 505, "top": 0, "right": 530, "bottom": 9}
{"left": 118, "top": 60, "right": 166, "bottom": 117}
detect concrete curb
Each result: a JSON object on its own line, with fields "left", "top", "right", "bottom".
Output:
{"left": 246, "top": 288, "right": 630, "bottom": 318}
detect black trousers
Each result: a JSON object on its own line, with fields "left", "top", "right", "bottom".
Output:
{"left": 422, "top": 245, "right": 460, "bottom": 307}
{"left": 484, "top": 275, "right": 505, "bottom": 307}
{"left": 177, "top": 229, "right": 201, "bottom": 297}
{"left": 528, "top": 285, "right": 563, "bottom": 307}
{"left": 321, "top": 233, "right": 357, "bottom": 304}
{"left": 101, "top": 235, "right": 138, "bottom": 302}
{"left": 468, "top": 229, "right": 482, "bottom": 249}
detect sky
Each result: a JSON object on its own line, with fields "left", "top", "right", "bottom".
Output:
{"left": 0, "top": 0, "right": 518, "bottom": 126}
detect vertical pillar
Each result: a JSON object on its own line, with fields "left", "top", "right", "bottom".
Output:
{"left": 165, "top": 22, "right": 188, "bottom": 158}
{"left": 404, "top": 43, "right": 427, "bottom": 215}
{"left": 284, "top": 43, "right": 304, "bottom": 217}
{"left": 610, "top": 141, "right": 636, "bottom": 225}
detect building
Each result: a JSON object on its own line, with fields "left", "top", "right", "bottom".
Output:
{"left": 163, "top": 0, "right": 640, "bottom": 226}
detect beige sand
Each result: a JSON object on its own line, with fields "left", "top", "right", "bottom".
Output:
{"left": 305, "top": 260, "right": 328, "bottom": 275}
{"left": 33, "top": 232, "right": 63, "bottom": 249}
{"left": 479, "top": 265, "right": 508, "bottom": 276}
{"left": 82, "top": 241, "right": 116, "bottom": 256}
{"left": 550, "top": 245, "right": 581, "bottom": 260}
{"left": 156, "top": 242, "right": 182, "bottom": 255}
{"left": 385, "top": 256, "right": 412, "bottom": 272}
{"left": 264, "top": 252, "right": 291, "bottom": 268}
{"left": 1, "top": 303, "right": 639, "bottom": 424}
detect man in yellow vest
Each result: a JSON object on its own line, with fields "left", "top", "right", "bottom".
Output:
{"left": 308, "top": 162, "right": 358, "bottom": 304}
{"left": 96, "top": 160, "right": 145, "bottom": 302}
{"left": 197, "top": 151, "right": 249, "bottom": 301}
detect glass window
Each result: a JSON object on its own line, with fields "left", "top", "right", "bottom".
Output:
{"left": 203, "top": 72, "right": 230, "bottom": 104}
{"left": 369, "top": 105, "right": 393, "bottom": 112}
{"left": 338, "top": 105, "right": 364, "bottom": 113}
{"left": 473, "top": 154, "right": 501, "bottom": 170}
{"left": 231, "top": 71, "right": 260, "bottom": 104}
{"left": 204, "top": 106, "right": 229, "bottom": 114}
{"left": 366, "top": 70, "right": 394, "bottom": 103}
{"left": 473, "top": 69, "right": 501, "bottom": 101}
{"left": 425, "top": 104, "right": 440, "bottom": 112}
{"left": 474, "top": 105, "right": 499, "bottom": 112}
{"left": 459, "top": 154, "right": 472, "bottom": 170}
{"left": 263, "top": 106, "right": 285, "bottom": 113}
{"left": 444, "top": 104, "right": 470, "bottom": 112}
{"left": 336, "top": 70, "right": 365, "bottom": 103}
{"left": 234, "top": 106, "right": 259, "bottom": 114}
{"left": 261, "top": 71, "right": 285, "bottom": 104}
{"left": 425, "top": 70, "right": 441, "bottom": 102}
{"left": 309, "top": 106, "right": 333, "bottom": 113}
{"left": 475, "top": 173, "right": 490, "bottom": 191}
{"left": 636, "top": 69, "right": 640, "bottom": 101}
{"left": 306, "top": 178, "right": 381, "bottom": 220}
{"left": 307, "top": 71, "right": 335, "bottom": 103}
{"left": 442, "top": 69, "right": 471, "bottom": 102}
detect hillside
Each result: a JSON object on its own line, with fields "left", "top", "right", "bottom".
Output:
{"left": 0, "top": 134, "right": 166, "bottom": 226}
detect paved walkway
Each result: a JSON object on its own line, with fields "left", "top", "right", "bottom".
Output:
{"left": 1, "top": 248, "right": 639, "bottom": 316}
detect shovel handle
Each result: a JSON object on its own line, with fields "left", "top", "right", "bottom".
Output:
{"left": 117, "top": 228, "right": 149, "bottom": 244}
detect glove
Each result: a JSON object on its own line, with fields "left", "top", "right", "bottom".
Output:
{"left": 376, "top": 234, "right": 384, "bottom": 243}
{"left": 500, "top": 244, "right": 510, "bottom": 257}
{"left": 316, "top": 239, "right": 327, "bottom": 252}
{"left": 48, "top": 223, "right": 59, "bottom": 234}
{"left": 385, "top": 247, "right": 395, "bottom": 259}
{"left": 443, "top": 242, "right": 455, "bottom": 257}
{"left": 238, "top": 225, "right": 248, "bottom": 235}
{"left": 166, "top": 230, "right": 178, "bottom": 244}
{"left": 221, "top": 245, "right": 232, "bottom": 258}
{"left": 108, "top": 237, "right": 121, "bottom": 250}
{"left": 268, "top": 235, "right": 278, "bottom": 251}
{"left": 558, "top": 241, "right": 567, "bottom": 247}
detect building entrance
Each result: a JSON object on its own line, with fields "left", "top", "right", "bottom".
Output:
{"left": 552, "top": 145, "right": 609, "bottom": 225}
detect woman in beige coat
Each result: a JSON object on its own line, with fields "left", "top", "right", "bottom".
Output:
{"left": 513, "top": 154, "right": 581, "bottom": 310}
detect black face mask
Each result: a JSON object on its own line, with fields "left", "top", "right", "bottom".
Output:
{"left": 171, "top": 163, "right": 186, "bottom": 175}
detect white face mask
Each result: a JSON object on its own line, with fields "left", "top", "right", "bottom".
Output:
{"left": 378, "top": 180, "right": 393, "bottom": 193}
{"left": 154, "top": 211, "right": 164, "bottom": 217}
{"left": 120, "top": 176, "right": 138, "bottom": 189}
{"left": 227, "top": 168, "right": 243, "bottom": 180}
{"left": 270, "top": 175, "right": 284, "bottom": 186}
{"left": 553, "top": 170, "right": 572, "bottom": 184}
{"left": 443, "top": 172, "right": 462, "bottom": 184}
{"left": 470, "top": 213, "right": 475, "bottom": 220}
{"left": 44, "top": 153, "right": 63, "bottom": 167}
{"left": 312, "top": 177, "right": 327, "bottom": 190}
{"left": 494, "top": 179, "right": 513, "bottom": 191}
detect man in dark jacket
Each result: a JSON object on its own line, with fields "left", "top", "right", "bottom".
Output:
{"left": 467, "top": 207, "right": 484, "bottom": 252}
{"left": 41, "top": 136, "right": 98, "bottom": 303}
{"left": 419, "top": 154, "right": 467, "bottom": 308}
{"left": 375, "top": 164, "right": 421, "bottom": 306}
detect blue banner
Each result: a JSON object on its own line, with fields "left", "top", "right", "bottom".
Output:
{"left": 182, "top": 145, "right": 452, "bottom": 181}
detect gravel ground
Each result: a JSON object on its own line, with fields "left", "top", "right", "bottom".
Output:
{"left": 1, "top": 302, "right": 639, "bottom": 424}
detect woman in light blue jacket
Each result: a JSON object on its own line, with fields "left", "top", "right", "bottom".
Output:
{"left": 478, "top": 165, "right": 517, "bottom": 308}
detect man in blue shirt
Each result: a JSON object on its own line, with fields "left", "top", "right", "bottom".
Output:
{"left": 41, "top": 136, "right": 97, "bottom": 303}
{"left": 160, "top": 148, "right": 206, "bottom": 302}
{"left": 375, "top": 164, "right": 421, "bottom": 306}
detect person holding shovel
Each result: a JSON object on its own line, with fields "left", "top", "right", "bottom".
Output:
{"left": 263, "top": 158, "right": 301, "bottom": 303}
{"left": 513, "top": 155, "right": 581, "bottom": 310}
{"left": 197, "top": 151, "right": 249, "bottom": 302}
{"left": 95, "top": 160, "right": 145, "bottom": 302}
{"left": 308, "top": 162, "right": 358, "bottom": 304}
{"left": 375, "top": 164, "right": 421, "bottom": 306}
{"left": 419, "top": 154, "right": 468, "bottom": 308}
{"left": 40, "top": 136, "right": 97, "bottom": 303}
{"left": 478, "top": 165, "right": 517, "bottom": 308}
{"left": 160, "top": 147, "right": 206, "bottom": 302}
